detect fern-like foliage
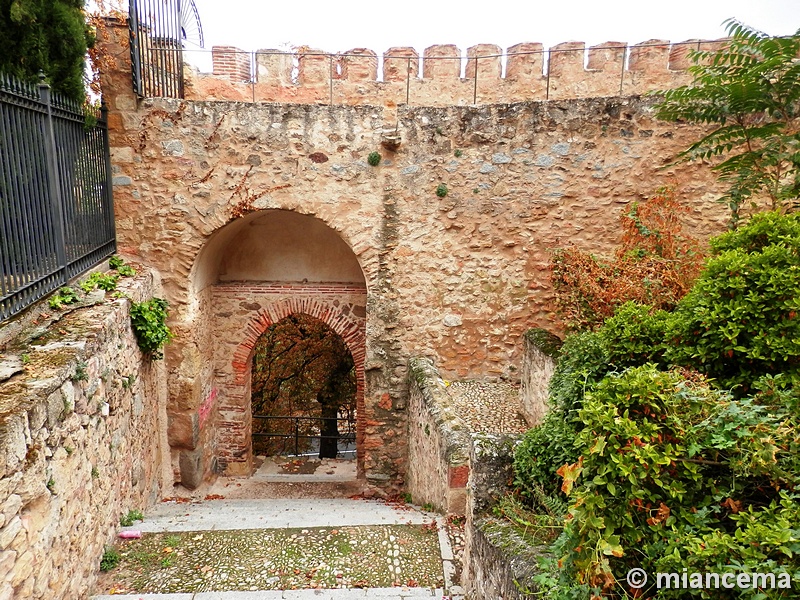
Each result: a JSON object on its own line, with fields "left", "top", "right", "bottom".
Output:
{"left": 654, "top": 19, "right": 800, "bottom": 225}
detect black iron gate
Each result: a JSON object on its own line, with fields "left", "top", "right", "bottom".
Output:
{"left": 128, "top": 0, "right": 204, "bottom": 98}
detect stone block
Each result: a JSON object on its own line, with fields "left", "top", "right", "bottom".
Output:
{"left": 9, "top": 549, "right": 34, "bottom": 587}
{"left": 168, "top": 410, "right": 200, "bottom": 450}
{"left": 0, "top": 416, "right": 26, "bottom": 479}
{"left": 178, "top": 448, "right": 205, "bottom": 490}
{"left": 0, "top": 517, "right": 21, "bottom": 551}
{"left": 0, "top": 496, "right": 21, "bottom": 525}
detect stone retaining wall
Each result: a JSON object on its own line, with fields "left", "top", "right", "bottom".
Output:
{"left": 462, "top": 432, "right": 539, "bottom": 599}
{"left": 406, "top": 357, "right": 471, "bottom": 514}
{"left": 519, "top": 328, "right": 562, "bottom": 426}
{"left": 0, "top": 269, "right": 170, "bottom": 599}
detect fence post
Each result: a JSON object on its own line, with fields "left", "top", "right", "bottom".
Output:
{"left": 473, "top": 56, "right": 479, "bottom": 104}
{"left": 38, "top": 73, "right": 68, "bottom": 284}
{"left": 406, "top": 57, "right": 411, "bottom": 105}
{"left": 294, "top": 418, "right": 299, "bottom": 456}
{"left": 100, "top": 101, "right": 118, "bottom": 248}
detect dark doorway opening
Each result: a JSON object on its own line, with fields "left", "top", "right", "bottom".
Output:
{"left": 250, "top": 313, "right": 356, "bottom": 460}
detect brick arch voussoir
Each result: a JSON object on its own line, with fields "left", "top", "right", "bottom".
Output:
{"left": 231, "top": 297, "right": 366, "bottom": 385}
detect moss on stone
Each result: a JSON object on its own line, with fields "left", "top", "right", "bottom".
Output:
{"left": 523, "top": 327, "right": 562, "bottom": 358}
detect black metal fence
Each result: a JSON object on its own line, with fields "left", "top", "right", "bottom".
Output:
{"left": 252, "top": 414, "right": 357, "bottom": 458}
{"left": 0, "top": 73, "right": 116, "bottom": 322}
{"left": 129, "top": 0, "right": 204, "bottom": 99}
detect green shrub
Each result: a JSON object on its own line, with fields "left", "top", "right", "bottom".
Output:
{"left": 556, "top": 364, "right": 800, "bottom": 595}
{"left": 120, "top": 509, "right": 144, "bottom": 526}
{"left": 110, "top": 255, "right": 137, "bottom": 277}
{"left": 599, "top": 301, "right": 669, "bottom": 369}
{"left": 367, "top": 151, "right": 381, "bottom": 166}
{"left": 435, "top": 183, "right": 448, "bottom": 198}
{"left": 547, "top": 331, "right": 610, "bottom": 417}
{"left": 666, "top": 212, "right": 800, "bottom": 394}
{"left": 655, "top": 491, "right": 800, "bottom": 594}
{"left": 99, "top": 546, "right": 120, "bottom": 572}
{"left": 710, "top": 211, "right": 800, "bottom": 254}
{"left": 130, "top": 298, "right": 173, "bottom": 360}
{"left": 0, "top": 0, "right": 94, "bottom": 102}
{"left": 514, "top": 411, "right": 579, "bottom": 500}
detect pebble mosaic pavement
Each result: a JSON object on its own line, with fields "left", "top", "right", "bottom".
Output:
{"left": 99, "top": 525, "right": 443, "bottom": 595}
{"left": 446, "top": 380, "right": 528, "bottom": 434}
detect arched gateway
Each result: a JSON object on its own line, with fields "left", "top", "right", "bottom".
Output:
{"left": 189, "top": 209, "right": 367, "bottom": 480}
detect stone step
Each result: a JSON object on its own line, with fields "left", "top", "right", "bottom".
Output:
{"left": 92, "top": 587, "right": 459, "bottom": 599}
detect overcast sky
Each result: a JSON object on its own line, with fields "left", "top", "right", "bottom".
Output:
{"left": 180, "top": 0, "right": 799, "bottom": 69}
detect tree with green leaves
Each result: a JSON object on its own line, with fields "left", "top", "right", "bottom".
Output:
{"left": 0, "top": 0, "right": 93, "bottom": 101}
{"left": 655, "top": 19, "right": 800, "bottom": 225}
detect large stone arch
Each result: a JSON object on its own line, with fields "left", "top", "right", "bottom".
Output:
{"left": 174, "top": 209, "right": 368, "bottom": 485}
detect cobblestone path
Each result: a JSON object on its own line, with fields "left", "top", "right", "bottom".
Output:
{"left": 447, "top": 380, "right": 529, "bottom": 433}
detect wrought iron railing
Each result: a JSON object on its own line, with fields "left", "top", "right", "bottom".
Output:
{"left": 0, "top": 73, "right": 116, "bottom": 322}
{"left": 252, "top": 414, "right": 356, "bottom": 458}
{"left": 129, "top": 0, "right": 204, "bottom": 99}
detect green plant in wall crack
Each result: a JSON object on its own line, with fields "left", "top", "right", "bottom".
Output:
{"left": 130, "top": 298, "right": 173, "bottom": 360}
{"left": 367, "top": 151, "right": 381, "bottom": 166}
{"left": 436, "top": 183, "right": 448, "bottom": 198}
{"left": 110, "top": 255, "right": 136, "bottom": 277}
{"left": 73, "top": 360, "right": 88, "bottom": 382}
{"left": 80, "top": 272, "right": 119, "bottom": 293}
{"left": 48, "top": 287, "right": 79, "bottom": 310}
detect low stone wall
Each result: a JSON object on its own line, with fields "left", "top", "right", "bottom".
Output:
{"left": 406, "top": 357, "right": 472, "bottom": 514}
{"left": 0, "top": 269, "right": 170, "bottom": 599}
{"left": 519, "top": 328, "right": 562, "bottom": 426}
{"left": 463, "top": 432, "right": 542, "bottom": 599}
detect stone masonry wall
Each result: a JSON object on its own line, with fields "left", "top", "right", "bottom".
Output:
{"left": 0, "top": 268, "right": 170, "bottom": 600}
{"left": 462, "top": 433, "right": 537, "bottom": 600}
{"left": 98, "top": 20, "right": 730, "bottom": 490}
{"left": 406, "top": 357, "right": 472, "bottom": 514}
{"left": 519, "top": 328, "right": 561, "bottom": 426}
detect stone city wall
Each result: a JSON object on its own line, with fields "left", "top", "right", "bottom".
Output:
{"left": 406, "top": 357, "right": 472, "bottom": 514}
{"left": 197, "top": 38, "right": 724, "bottom": 106}
{"left": 0, "top": 268, "right": 170, "bottom": 600}
{"left": 98, "top": 20, "right": 730, "bottom": 490}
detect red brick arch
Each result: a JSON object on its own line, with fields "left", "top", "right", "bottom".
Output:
{"left": 226, "top": 287, "right": 367, "bottom": 474}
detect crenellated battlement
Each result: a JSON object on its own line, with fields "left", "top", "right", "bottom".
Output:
{"left": 187, "top": 39, "right": 724, "bottom": 106}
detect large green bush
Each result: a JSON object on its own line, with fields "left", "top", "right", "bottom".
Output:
{"left": 599, "top": 301, "right": 669, "bottom": 369}
{"left": 557, "top": 364, "right": 800, "bottom": 596}
{"left": 547, "top": 330, "right": 610, "bottom": 417}
{"left": 667, "top": 212, "right": 800, "bottom": 394}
